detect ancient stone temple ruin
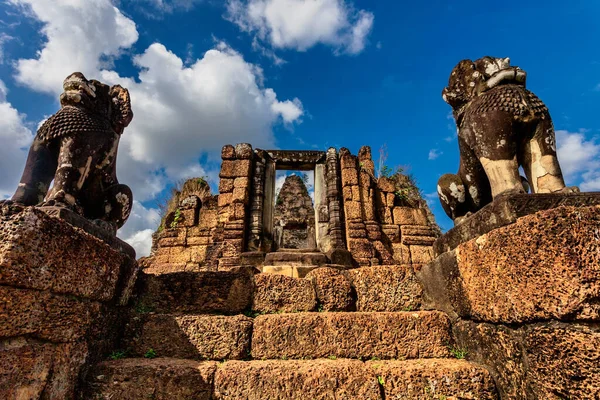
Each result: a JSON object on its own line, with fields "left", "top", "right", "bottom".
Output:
{"left": 1, "top": 60, "right": 600, "bottom": 400}
{"left": 145, "top": 144, "right": 439, "bottom": 278}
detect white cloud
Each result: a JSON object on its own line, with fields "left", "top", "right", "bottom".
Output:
{"left": 100, "top": 42, "right": 303, "bottom": 202}
{"left": 135, "top": 0, "right": 202, "bottom": 12}
{"left": 556, "top": 130, "right": 600, "bottom": 190}
{"left": 428, "top": 148, "right": 442, "bottom": 160}
{"left": 7, "top": 0, "right": 304, "bottom": 256}
{"left": 0, "top": 80, "right": 34, "bottom": 198}
{"left": 9, "top": 0, "right": 138, "bottom": 95}
{"left": 225, "top": 0, "right": 374, "bottom": 55}
{"left": 118, "top": 200, "right": 161, "bottom": 257}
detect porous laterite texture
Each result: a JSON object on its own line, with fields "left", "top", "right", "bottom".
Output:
{"left": 124, "top": 314, "right": 252, "bottom": 360}
{"left": 0, "top": 208, "right": 129, "bottom": 301}
{"left": 348, "top": 265, "right": 422, "bottom": 312}
{"left": 251, "top": 311, "right": 451, "bottom": 360}
{"left": 135, "top": 269, "right": 253, "bottom": 315}
{"left": 85, "top": 358, "right": 216, "bottom": 400}
{"left": 368, "top": 359, "right": 497, "bottom": 399}
{"left": 252, "top": 273, "right": 316, "bottom": 313}
{"left": 305, "top": 268, "right": 354, "bottom": 311}
{"left": 213, "top": 359, "right": 380, "bottom": 400}
{"left": 455, "top": 205, "right": 600, "bottom": 323}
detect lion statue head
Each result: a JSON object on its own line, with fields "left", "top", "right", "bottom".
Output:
{"left": 442, "top": 56, "right": 527, "bottom": 118}
{"left": 60, "top": 72, "right": 133, "bottom": 134}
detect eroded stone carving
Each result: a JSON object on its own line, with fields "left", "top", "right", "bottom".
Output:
{"left": 438, "top": 57, "right": 577, "bottom": 223}
{"left": 7, "top": 72, "right": 134, "bottom": 231}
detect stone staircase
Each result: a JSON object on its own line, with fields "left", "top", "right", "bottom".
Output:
{"left": 83, "top": 266, "right": 499, "bottom": 399}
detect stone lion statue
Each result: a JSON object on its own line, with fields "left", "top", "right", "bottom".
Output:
{"left": 438, "top": 56, "right": 577, "bottom": 224}
{"left": 7, "top": 72, "right": 134, "bottom": 232}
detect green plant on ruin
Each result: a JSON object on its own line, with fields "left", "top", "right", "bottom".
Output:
{"left": 377, "top": 375, "right": 385, "bottom": 386}
{"left": 134, "top": 299, "right": 154, "bottom": 314}
{"left": 328, "top": 355, "right": 337, "bottom": 360}
{"left": 448, "top": 345, "right": 468, "bottom": 359}
{"left": 144, "top": 348, "right": 157, "bottom": 359}
{"left": 109, "top": 350, "right": 127, "bottom": 360}
{"left": 170, "top": 208, "right": 182, "bottom": 228}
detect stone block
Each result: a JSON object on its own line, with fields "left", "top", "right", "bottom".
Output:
{"left": 124, "top": 314, "right": 252, "bottom": 360}
{"left": 187, "top": 236, "right": 210, "bottom": 246}
{"left": 219, "top": 160, "right": 252, "bottom": 179}
{"left": 217, "top": 193, "right": 232, "bottom": 208}
{"left": 352, "top": 185, "right": 361, "bottom": 201}
{"left": 85, "top": 359, "right": 216, "bottom": 400}
{"left": 135, "top": 270, "right": 253, "bottom": 314}
{"left": 218, "top": 178, "right": 234, "bottom": 193}
{"left": 344, "top": 200, "right": 362, "bottom": 220}
{"left": 221, "top": 144, "right": 235, "bottom": 160}
{"left": 199, "top": 209, "right": 218, "bottom": 229}
{"left": 433, "top": 191, "right": 600, "bottom": 256}
{"left": 0, "top": 286, "right": 101, "bottom": 343}
{"left": 392, "top": 242, "right": 411, "bottom": 264}
{"left": 393, "top": 206, "right": 428, "bottom": 226}
{"left": 348, "top": 265, "right": 422, "bottom": 312}
{"left": 453, "top": 206, "right": 600, "bottom": 323}
{"left": 180, "top": 208, "right": 197, "bottom": 227}
{"left": 342, "top": 186, "right": 352, "bottom": 201}
{"left": 233, "top": 177, "right": 249, "bottom": 188}
{"left": 263, "top": 251, "right": 328, "bottom": 267}
{"left": 339, "top": 151, "right": 357, "bottom": 170}
{"left": 305, "top": 267, "right": 355, "bottom": 311}
{"left": 455, "top": 320, "right": 600, "bottom": 399}
{"left": 368, "top": 359, "right": 497, "bottom": 399}
{"left": 251, "top": 311, "right": 451, "bottom": 360}
{"left": 0, "top": 339, "right": 88, "bottom": 400}
{"left": 377, "top": 176, "right": 396, "bottom": 192}
{"left": 252, "top": 273, "right": 316, "bottom": 313}
{"left": 158, "top": 236, "right": 185, "bottom": 247}
{"left": 386, "top": 192, "right": 395, "bottom": 205}
{"left": 347, "top": 238, "right": 373, "bottom": 259}
{"left": 214, "top": 360, "right": 380, "bottom": 400}
{"left": 231, "top": 186, "right": 249, "bottom": 204}
{"left": 341, "top": 169, "right": 359, "bottom": 186}
{"left": 261, "top": 265, "right": 318, "bottom": 279}
{"left": 410, "top": 245, "right": 434, "bottom": 264}
{"left": 234, "top": 143, "right": 253, "bottom": 159}
{"left": 0, "top": 208, "right": 131, "bottom": 301}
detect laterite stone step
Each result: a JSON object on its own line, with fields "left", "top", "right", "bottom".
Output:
{"left": 85, "top": 358, "right": 498, "bottom": 399}
{"left": 84, "top": 358, "right": 216, "bottom": 400}
{"left": 251, "top": 311, "right": 452, "bottom": 360}
{"left": 134, "top": 269, "right": 253, "bottom": 314}
{"left": 370, "top": 359, "right": 497, "bottom": 399}
{"left": 214, "top": 359, "right": 380, "bottom": 399}
{"left": 123, "top": 314, "right": 252, "bottom": 360}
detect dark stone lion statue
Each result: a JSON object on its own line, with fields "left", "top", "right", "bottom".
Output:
{"left": 438, "top": 56, "right": 577, "bottom": 224}
{"left": 7, "top": 72, "right": 134, "bottom": 232}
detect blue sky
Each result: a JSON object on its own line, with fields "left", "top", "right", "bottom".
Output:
{"left": 1, "top": 0, "right": 599, "bottom": 256}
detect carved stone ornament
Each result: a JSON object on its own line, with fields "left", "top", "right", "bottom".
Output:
{"left": 4, "top": 72, "right": 134, "bottom": 232}
{"left": 438, "top": 56, "right": 578, "bottom": 223}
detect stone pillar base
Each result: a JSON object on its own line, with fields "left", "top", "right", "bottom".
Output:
{"left": 419, "top": 204, "right": 600, "bottom": 398}
{"left": 0, "top": 206, "right": 138, "bottom": 399}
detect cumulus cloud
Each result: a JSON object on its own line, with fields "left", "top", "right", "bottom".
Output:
{"left": 0, "top": 80, "right": 34, "bottom": 198}
{"left": 101, "top": 42, "right": 303, "bottom": 202}
{"left": 118, "top": 200, "right": 161, "bottom": 257}
{"left": 428, "top": 148, "right": 442, "bottom": 160}
{"left": 556, "top": 130, "right": 600, "bottom": 190}
{"left": 225, "top": 0, "right": 374, "bottom": 55}
{"left": 7, "top": 0, "right": 304, "bottom": 255}
{"left": 9, "top": 0, "right": 138, "bottom": 95}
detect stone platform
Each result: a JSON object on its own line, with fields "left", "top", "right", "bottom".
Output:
{"left": 0, "top": 206, "right": 138, "bottom": 399}
{"left": 433, "top": 191, "right": 600, "bottom": 256}
{"left": 421, "top": 203, "right": 600, "bottom": 398}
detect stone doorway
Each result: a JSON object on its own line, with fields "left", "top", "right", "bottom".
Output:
{"left": 273, "top": 172, "right": 316, "bottom": 251}
{"left": 258, "top": 150, "right": 329, "bottom": 254}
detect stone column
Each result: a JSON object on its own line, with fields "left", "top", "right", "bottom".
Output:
{"left": 0, "top": 206, "right": 138, "bottom": 399}
{"left": 212, "top": 143, "right": 254, "bottom": 270}
{"left": 247, "top": 150, "right": 266, "bottom": 251}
